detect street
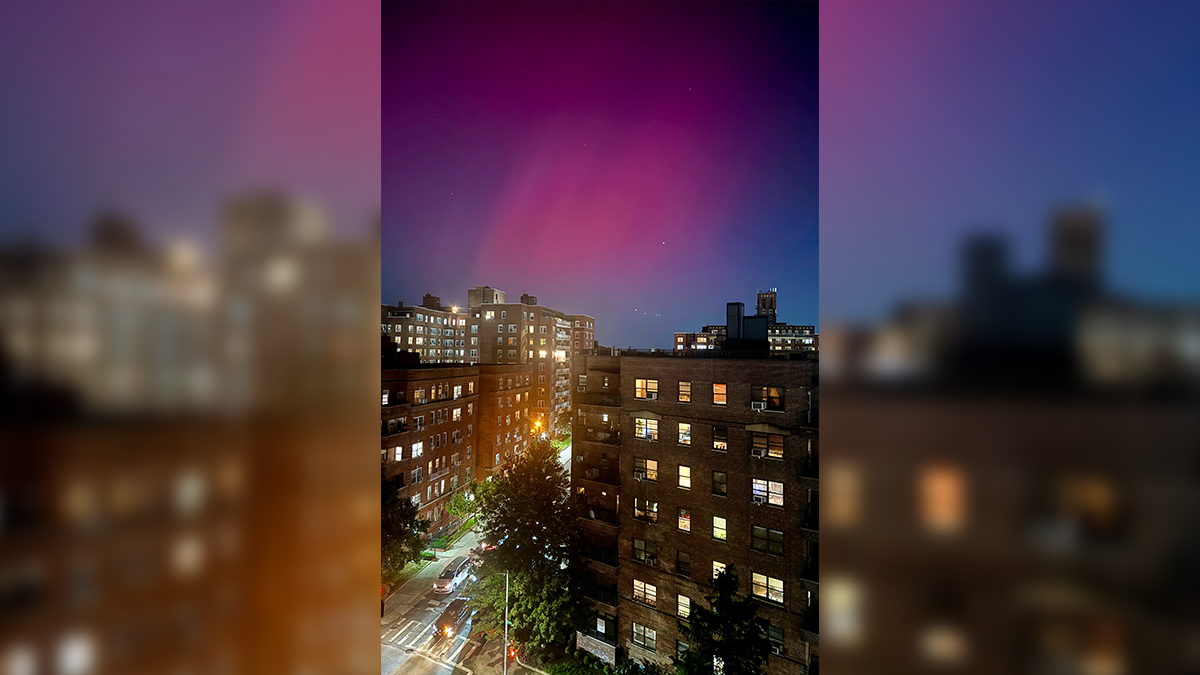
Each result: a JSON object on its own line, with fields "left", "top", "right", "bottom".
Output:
{"left": 381, "top": 527, "right": 543, "bottom": 675}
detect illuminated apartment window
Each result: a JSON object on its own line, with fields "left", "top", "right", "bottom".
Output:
{"left": 634, "top": 458, "right": 658, "bottom": 481}
{"left": 713, "top": 383, "right": 727, "bottom": 405}
{"left": 468, "top": 381, "right": 475, "bottom": 394}
{"left": 678, "top": 595, "right": 691, "bottom": 619}
{"left": 752, "top": 572, "right": 784, "bottom": 604}
{"left": 678, "top": 381, "right": 691, "bottom": 402}
{"left": 452, "top": 408, "right": 462, "bottom": 421}
{"left": 828, "top": 462, "right": 860, "bottom": 528}
{"left": 713, "top": 561, "right": 726, "bottom": 579}
{"left": 632, "top": 623, "right": 656, "bottom": 651}
{"left": 752, "top": 479, "right": 784, "bottom": 506}
{"left": 712, "top": 516, "right": 727, "bottom": 541}
{"left": 752, "top": 386, "right": 785, "bottom": 411}
{"left": 635, "top": 418, "right": 659, "bottom": 441}
{"left": 713, "top": 427, "right": 728, "bottom": 451}
{"left": 485, "top": 311, "right": 494, "bottom": 320}
{"left": 826, "top": 577, "right": 864, "bottom": 648}
{"left": 678, "top": 465, "right": 691, "bottom": 489}
{"left": 635, "top": 379, "right": 658, "bottom": 399}
{"left": 921, "top": 464, "right": 966, "bottom": 534}
{"left": 412, "top": 442, "right": 424, "bottom": 458}
{"left": 678, "top": 423, "right": 691, "bottom": 445}
{"left": 678, "top": 508, "right": 691, "bottom": 531}
{"left": 634, "top": 498, "right": 658, "bottom": 523}
{"left": 382, "top": 390, "right": 389, "bottom": 405}
{"left": 752, "top": 433, "right": 784, "bottom": 459}
{"left": 633, "top": 579, "right": 657, "bottom": 606}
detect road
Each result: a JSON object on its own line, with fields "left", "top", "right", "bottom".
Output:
{"left": 381, "top": 527, "right": 542, "bottom": 675}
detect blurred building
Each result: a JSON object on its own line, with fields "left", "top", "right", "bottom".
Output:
{"left": 380, "top": 295, "right": 468, "bottom": 364}
{"left": 572, "top": 303, "right": 819, "bottom": 674}
{"left": 824, "top": 206, "right": 1200, "bottom": 675}
{"left": 675, "top": 288, "right": 816, "bottom": 355}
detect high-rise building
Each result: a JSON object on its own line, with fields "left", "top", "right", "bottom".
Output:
{"left": 572, "top": 306, "right": 819, "bottom": 674}
{"left": 381, "top": 295, "right": 469, "bottom": 364}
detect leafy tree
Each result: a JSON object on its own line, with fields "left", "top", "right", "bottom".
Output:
{"left": 381, "top": 481, "right": 430, "bottom": 584}
{"left": 476, "top": 437, "right": 577, "bottom": 574}
{"left": 470, "top": 437, "right": 589, "bottom": 652}
{"left": 445, "top": 479, "right": 478, "bottom": 521}
{"left": 551, "top": 408, "right": 572, "bottom": 438}
{"left": 674, "top": 566, "right": 771, "bottom": 675}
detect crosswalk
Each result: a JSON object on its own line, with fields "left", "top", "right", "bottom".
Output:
{"left": 380, "top": 618, "right": 480, "bottom": 665}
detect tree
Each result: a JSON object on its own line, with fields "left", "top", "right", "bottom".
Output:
{"left": 674, "top": 566, "right": 772, "bottom": 675}
{"left": 445, "top": 479, "right": 478, "bottom": 522}
{"left": 551, "top": 408, "right": 572, "bottom": 439}
{"left": 381, "top": 481, "right": 430, "bottom": 584}
{"left": 470, "top": 437, "right": 590, "bottom": 653}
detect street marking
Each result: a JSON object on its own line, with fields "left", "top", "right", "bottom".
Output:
{"left": 389, "top": 620, "right": 417, "bottom": 643}
{"left": 406, "top": 625, "right": 432, "bottom": 649}
{"left": 448, "top": 637, "right": 469, "bottom": 661}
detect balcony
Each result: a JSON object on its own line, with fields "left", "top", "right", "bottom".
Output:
{"left": 580, "top": 429, "right": 621, "bottom": 446}
{"left": 382, "top": 393, "right": 407, "bottom": 407}
{"left": 429, "top": 467, "right": 450, "bottom": 481}
{"left": 583, "top": 546, "right": 619, "bottom": 568}
{"left": 582, "top": 584, "right": 620, "bottom": 607}
{"left": 583, "top": 506, "right": 620, "bottom": 527}
{"left": 581, "top": 467, "right": 621, "bottom": 487}
{"left": 381, "top": 421, "right": 409, "bottom": 437}
{"left": 800, "top": 451, "right": 819, "bottom": 479}
{"left": 802, "top": 502, "right": 819, "bottom": 532}
{"left": 577, "top": 393, "right": 620, "bottom": 407}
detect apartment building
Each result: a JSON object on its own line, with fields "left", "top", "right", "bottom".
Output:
{"left": 675, "top": 289, "right": 816, "bottom": 355}
{"left": 571, "top": 311, "right": 819, "bottom": 674}
{"left": 380, "top": 354, "right": 478, "bottom": 535}
{"left": 381, "top": 294, "right": 469, "bottom": 364}
{"left": 476, "top": 363, "right": 533, "bottom": 479}
{"left": 464, "top": 286, "right": 595, "bottom": 431}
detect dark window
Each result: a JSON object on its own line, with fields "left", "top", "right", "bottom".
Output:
{"left": 713, "top": 427, "right": 728, "bottom": 451}
{"left": 676, "top": 551, "right": 691, "bottom": 577}
{"left": 752, "top": 526, "right": 785, "bottom": 556}
{"left": 712, "top": 471, "right": 728, "bottom": 496}
{"left": 633, "top": 539, "right": 658, "bottom": 565}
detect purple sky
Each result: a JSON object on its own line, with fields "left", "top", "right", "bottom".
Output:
{"left": 0, "top": 0, "right": 379, "bottom": 246}
{"left": 822, "top": 0, "right": 1200, "bottom": 321}
{"left": 383, "top": 2, "right": 818, "bottom": 349}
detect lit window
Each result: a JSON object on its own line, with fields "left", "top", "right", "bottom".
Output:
{"left": 677, "top": 423, "right": 692, "bottom": 445}
{"left": 677, "top": 508, "right": 691, "bottom": 531}
{"left": 921, "top": 464, "right": 965, "bottom": 534}
{"left": 635, "top": 418, "right": 659, "bottom": 441}
{"left": 634, "top": 498, "right": 658, "bottom": 523}
{"left": 713, "top": 383, "right": 727, "bottom": 405}
{"left": 485, "top": 311, "right": 494, "bottom": 320}
{"left": 753, "top": 385, "right": 785, "bottom": 411}
{"left": 634, "top": 458, "right": 658, "bottom": 482}
{"left": 678, "top": 595, "right": 691, "bottom": 619}
{"left": 752, "top": 572, "right": 784, "bottom": 604}
{"left": 713, "top": 516, "right": 727, "bottom": 541}
{"left": 752, "top": 433, "right": 784, "bottom": 459}
{"left": 713, "top": 427, "right": 727, "bottom": 450}
{"left": 633, "top": 579, "right": 657, "bottom": 606}
{"left": 752, "top": 479, "right": 784, "bottom": 506}
{"left": 678, "top": 465, "right": 691, "bottom": 489}
{"left": 393, "top": 446, "right": 402, "bottom": 462}
{"left": 678, "top": 381, "right": 691, "bottom": 402}
{"left": 713, "top": 561, "right": 726, "bottom": 579}
{"left": 412, "top": 442, "right": 424, "bottom": 458}
{"left": 635, "top": 379, "right": 658, "bottom": 399}
{"left": 382, "top": 390, "right": 389, "bottom": 405}
{"left": 453, "top": 408, "right": 462, "bottom": 422}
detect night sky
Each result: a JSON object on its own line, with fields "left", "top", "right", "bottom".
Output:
{"left": 0, "top": 1, "right": 379, "bottom": 245}
{"left": 383, "top": 2, "right": 818, "bottom": 350}
{"left": 822, "top": 0, "right": 1200, "bottom": 322}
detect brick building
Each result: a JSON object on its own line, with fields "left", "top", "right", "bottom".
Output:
{"left": 476, "top": 363, "right": 533, "bottom": 479}
{"left": 380, "top": 293, "right": 468, "bottom": 364}
{"left": 572, "top": 307, "right": 819, "bottom": 674}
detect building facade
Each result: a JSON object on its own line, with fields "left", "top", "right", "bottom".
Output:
{"left": 675, "top": 289, "right": 816, "bottom": 356}
{"left": 571, "top": 347, "right": 819, "bottom": 674}
{"left": 381, "top": 294, "right": 469, "bottom": 364}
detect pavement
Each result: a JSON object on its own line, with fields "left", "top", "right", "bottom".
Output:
{"left": 383, "top": 527, "right": 480, "bottom": 623}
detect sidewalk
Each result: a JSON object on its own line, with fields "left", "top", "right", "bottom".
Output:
{"left": 382, "top": 525, "right": 481, "bottom": 623}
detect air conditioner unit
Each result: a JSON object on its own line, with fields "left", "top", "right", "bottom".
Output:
{"left": 634, "top": 470, "right": 646, "bottom": 480}
{"left": 752, "top": 495, "right": 766, "bottom": 505}
{"left": 751, "top": 401, "right": 766, "bottom": 411}
{"left": 648, "top": 392, "right": 658, "bottom": 400}
{"left": 750, "top": 448, "right": 764, "bottom": 458}
{"left": 644, "top": 555, "right": 657, "bottom": 566}
{"left": 770, "top": 645, "right": 784, "bottom": 656}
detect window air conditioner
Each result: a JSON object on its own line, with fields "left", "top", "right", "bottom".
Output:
{"left": 750, "top": 448, "right": 764, "bottom": 458}
{"left": 634, "top": 470, "right": 646, "bottom": 480}
{"left": 770, "top": 645, "right": 784, "bottom": 656}
{"left": 644, "top": 555, "right": 657, "bottom": 566}
{"left": 751, "top": 401, "right": 766, "bottom": 411}
{"left": 752, "top": 495, "right": 766, "bottom": 505}
{"left": 648, "top": 392, "right": 658, "bottom": 400}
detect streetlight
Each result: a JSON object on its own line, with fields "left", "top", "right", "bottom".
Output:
{"left": 470, "top": 570, "right": 511, "bottom": 675}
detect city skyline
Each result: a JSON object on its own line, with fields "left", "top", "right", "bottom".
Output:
{"left": 383, "top": 2, "right": 819, "bottom": 350}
